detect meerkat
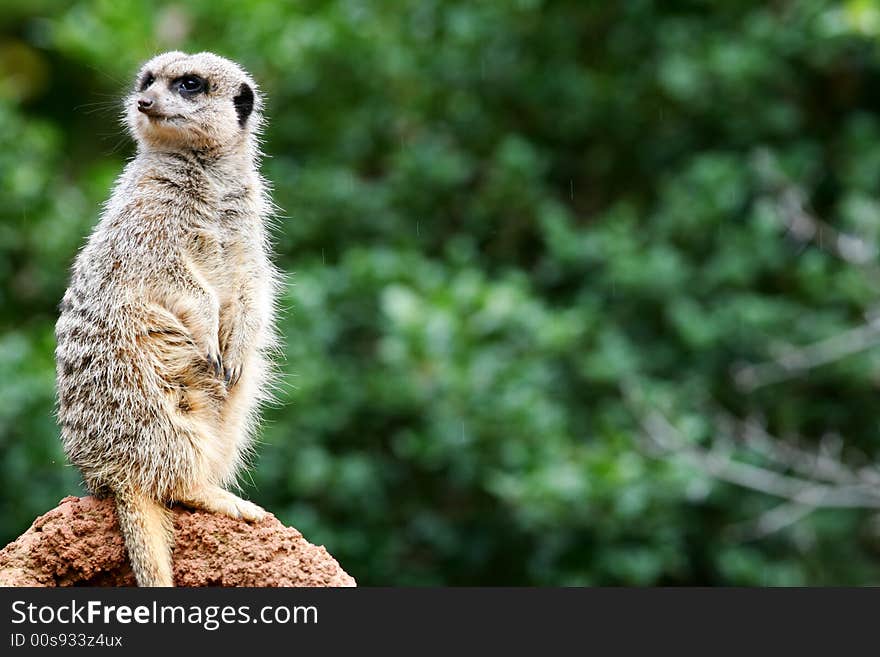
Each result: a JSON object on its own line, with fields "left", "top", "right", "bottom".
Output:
{"left": 54, "top": 51, "right": 280, "bottom": 587}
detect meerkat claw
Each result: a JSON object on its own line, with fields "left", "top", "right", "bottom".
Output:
{"left": 224, "top": 364, "right": 241, "bottom": 387}
{"left": 206, "top": 351, "right": 223, "bottom": 377}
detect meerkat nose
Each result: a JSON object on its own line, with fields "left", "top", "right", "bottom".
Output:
{"left": 137, "top": 97, "right": 155, "bottom": 113}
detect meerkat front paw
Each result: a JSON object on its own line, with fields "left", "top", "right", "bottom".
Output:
{"left": 207, "top": 350, "right": 223, "bottom": 377}
{"left": 220, "top": 331, "right": 247, "bottom": 387}
{"left": 224, "top": 365, "right": 241, "bottom": 387}
{"left": 198, "top": 338, "right": 223, "bottom": 377}
{"left": 222, "top": 358, "right": 243, "bottom": 387}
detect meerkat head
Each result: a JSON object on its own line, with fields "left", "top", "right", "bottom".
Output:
{"left": 126, "top": 51, "right": 262, "bottom": 155}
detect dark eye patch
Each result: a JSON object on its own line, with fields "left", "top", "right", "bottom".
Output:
{"left": 172, "top": 75, "right": 207, "bottom": 98}
{"left": 139, "top": 72, "right": 155, "bottom": 91}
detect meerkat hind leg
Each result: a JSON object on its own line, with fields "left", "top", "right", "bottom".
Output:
{"left": 179, "top": 485, "right": 267, "bottom": 522}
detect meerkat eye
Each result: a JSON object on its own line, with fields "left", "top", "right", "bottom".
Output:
{"left": 139, "top": 72, "right": 155, "bottom": 91}
{"left": 175, "top": 75, "right": 206, "bottom": 97}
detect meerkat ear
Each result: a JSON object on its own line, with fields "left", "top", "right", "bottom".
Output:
{"left": 233, "top": 83, "right": 255, "bottom": 127}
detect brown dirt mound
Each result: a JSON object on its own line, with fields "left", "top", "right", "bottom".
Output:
{"left": 0, "top": 496, "right": 356, "bottom": 587}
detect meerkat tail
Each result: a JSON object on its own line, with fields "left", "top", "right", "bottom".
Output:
{"left": 115, "top": 491, "right": 175, "bottom": 587}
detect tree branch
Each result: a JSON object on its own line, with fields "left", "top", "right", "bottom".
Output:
{"left": 732, "top": 319, "right": 880, "bottom": 391}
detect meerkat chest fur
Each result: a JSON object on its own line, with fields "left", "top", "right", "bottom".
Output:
{"left": 167, "top": 157, "right": 266, "bottom": 304}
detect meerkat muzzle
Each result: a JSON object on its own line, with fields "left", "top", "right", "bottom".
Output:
{"left": 137, "top": 97, "right": 159, "bottom": 115}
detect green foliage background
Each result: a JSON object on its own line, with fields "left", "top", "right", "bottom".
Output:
{"left": 3, "top": 0, "right": 880, "bottom": 585}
